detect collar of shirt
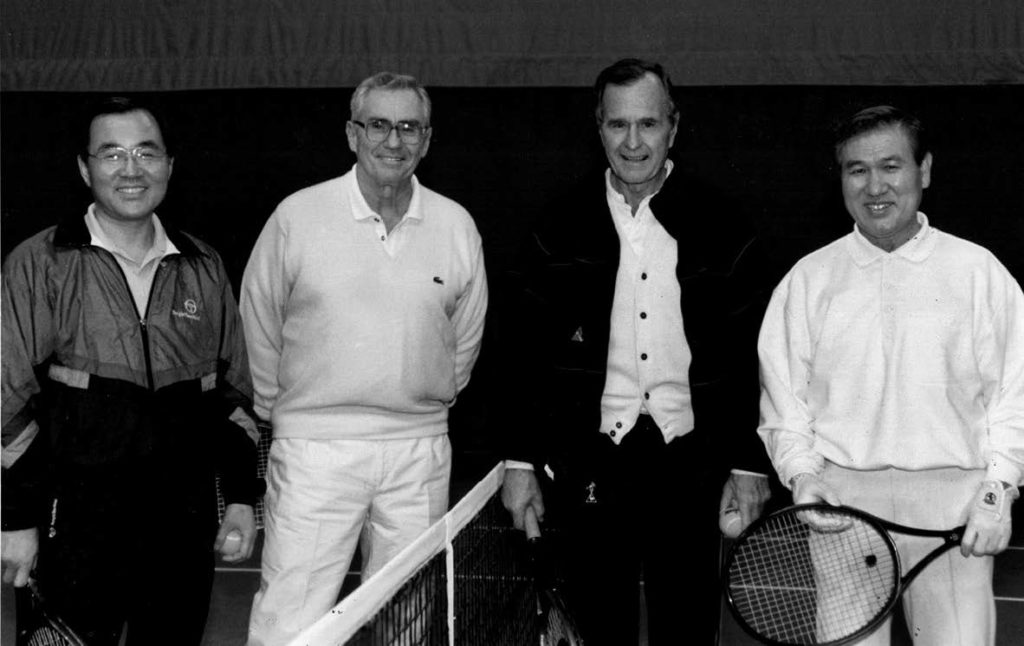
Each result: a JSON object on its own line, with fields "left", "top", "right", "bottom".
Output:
{"left": 84, "top": 203, "right": 179, "bottom": 268}
{"left": 848, "top": 211, "right": 937, "bottom": 266}
{"left": 604, "top": 160, "right": 673, "bottom": 254}
{"left": 348, "top": 163, "right": 424, "bottom": 228}
{"left": 604, "top": 159, "right": 674, "bottom": 218}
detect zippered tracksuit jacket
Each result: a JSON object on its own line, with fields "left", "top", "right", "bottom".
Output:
{"left": 1, "top": 214, "right": 262, "bottom": 644}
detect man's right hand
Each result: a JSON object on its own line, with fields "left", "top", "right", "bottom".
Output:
{"left": 790, "top": 472, "right": 841, "bottom": 506}
{"left": 1, "top": 528, "right": 38, "bottom": 587}
{"left": 501, "top": 467, "right": 545, "bottom": 533}
{"left": 789, "top": 474, "right": 852, "bottom": 532}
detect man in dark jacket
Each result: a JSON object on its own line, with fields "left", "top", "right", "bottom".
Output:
{"left": 500, "top": 59, "right": 774, "bottom": 645}
{"left": 1, "top": 96, "right": 262, "bottom": 645}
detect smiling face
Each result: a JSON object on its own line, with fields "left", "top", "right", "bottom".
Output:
{"left": 839, "top": 125, "right": 932, "bottom": 251}
{"left": 346, "top": 88, "right": 431, "bottom": 195}
{"left": 78, "top": 109, "right": 173, "bottom": 224}
{"left": 598, "top": 73, "right": 677, "bottom": 204}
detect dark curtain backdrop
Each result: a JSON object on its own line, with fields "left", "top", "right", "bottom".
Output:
{"left": 3, "top": 86, "right": 1022, "bottom": 278}
{"left": 2, "top": 1, "right": 1022, "bottom": 90}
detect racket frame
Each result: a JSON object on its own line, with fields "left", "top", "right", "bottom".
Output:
{"left": 721, "top": 503, "right": 964, "bottom": 646}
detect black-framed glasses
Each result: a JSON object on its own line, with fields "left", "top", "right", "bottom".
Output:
{"left": 88, "top": 146, "right": 169, "bottom": 168}
{"left": 351, "top": 118, "right": 428, "bottom": 144}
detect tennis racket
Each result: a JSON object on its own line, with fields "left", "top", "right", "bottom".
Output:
{"left": 15, "top": 579, "right": 86, "bottom": 646}
{"left": 215, "top": 421, "right": 271, "bottom": 528}
{"left": 722, "top": 503, "right": 964, "bottom": 646}
{"left": 524, "top": 507, "right": 584, "bottom": 646}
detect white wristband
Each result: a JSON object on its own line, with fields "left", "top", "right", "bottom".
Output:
{"left": 976, "top": 480, "right": 1019, "bottom": 521}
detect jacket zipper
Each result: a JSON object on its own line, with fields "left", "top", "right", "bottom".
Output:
{"left": 137, "top": 266, "right": 160, "bottom": 392}
{"left": 139, "top": 320, "right": 155, "bottom": 391}
{"left": 104, "top": 248, "right": 160, "bottom": 392}
{"left": 97, "top": 246, "right": 160, "bottom": 389}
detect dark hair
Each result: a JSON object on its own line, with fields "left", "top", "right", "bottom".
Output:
{"left": 79, "top": 95, "right": 174, "bottom": 160}
{"left": 594, "top": 58, "right": 678, "bottom": 125}
{"left": 833, "top": 105, "right": 927, "bottom": 167}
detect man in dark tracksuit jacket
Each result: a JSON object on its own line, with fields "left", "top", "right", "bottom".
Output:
{"left": 1, "top": 96, "right": 262, "bottom": 646}
{"left": 500, "top": 59, "right": 776, "bottom": 645}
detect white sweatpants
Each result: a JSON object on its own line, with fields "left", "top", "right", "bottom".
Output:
{"left": 822, "top": 465, "right": 995, "bottom": 646}
{"left": 247, "top": 435, "right": 451, "bottom": 646}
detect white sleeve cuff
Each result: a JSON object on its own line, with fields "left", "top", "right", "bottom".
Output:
{"left": 730, "top": 469, "right": 768, "bottom": 478}
{"left": 504, "top": 459, "right": 535, "bottom": 471}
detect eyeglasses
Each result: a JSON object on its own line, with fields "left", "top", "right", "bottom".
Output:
{"left": 88, "top": 146, "right": 169, "bottom": 168}
{"left": 351, "top": 118, "right": 429, "bottom": 145}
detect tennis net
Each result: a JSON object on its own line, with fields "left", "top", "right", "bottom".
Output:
{"left": 287, "top": 462, "right": 538, "bottom": 646}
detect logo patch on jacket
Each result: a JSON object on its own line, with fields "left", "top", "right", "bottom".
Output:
{"left": 571, "top": 327, "right": 584, "bottom": 343}
{"left": 172, "top": 298, "right": 201, "bottom": 322}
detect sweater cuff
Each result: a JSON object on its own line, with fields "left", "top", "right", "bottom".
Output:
{"left": 1, "top": 507, "right": 43, "bottom": 532}
{"left": 504, "top": 459, "right": 535, "bottom": 471}
{"left": 220, "top": 476, "right": 267, "bottom": 508}
{"left": 986, "top": 460, "right": 1022, "bottom": 491}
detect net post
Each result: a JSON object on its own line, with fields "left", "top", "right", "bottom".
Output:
{"left": 445, "top": 511, "right": 456, "bottom": 646}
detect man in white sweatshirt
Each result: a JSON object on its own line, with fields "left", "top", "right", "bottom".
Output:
{"left": 240, "top": 72, "right": 488, "bottom": 646}
{"left": 757, "top": 105, "right": 1023, "bottom": 646}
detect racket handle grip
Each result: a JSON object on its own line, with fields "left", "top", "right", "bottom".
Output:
{"left": 719, "top": 507, "right": 743, "bottom": 538}
{"left": 524, "top": 505, "right": 542, "bottom": 540}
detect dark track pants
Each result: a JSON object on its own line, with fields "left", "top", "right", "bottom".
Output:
{"left": 34, "top": 474, "right": 217, "bottom": 646}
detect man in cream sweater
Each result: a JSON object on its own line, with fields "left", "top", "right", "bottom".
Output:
{"left": 240, "top": 72, "right": 488, "bottom": 646}
{"left": 758, "top": 105, "right": 1023, "bottom": 646}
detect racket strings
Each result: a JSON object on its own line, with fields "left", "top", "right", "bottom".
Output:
{"left": 18, "top": 584, "right": 84, "bottom": 646}
{"left": 26, "top": 626, "right": 75, "bottom": 646}
{"left": 541, "top": 598, "right": 582, "bottom": 646}
{"left": 727, "top": 509, "right": 898, "bottom": 645}
{"left": 534, "top": 580, "right": 583, "bottom": 646}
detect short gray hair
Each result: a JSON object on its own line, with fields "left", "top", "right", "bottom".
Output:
{"left": 350, "top": 72, "right": 432, "bottom": 125}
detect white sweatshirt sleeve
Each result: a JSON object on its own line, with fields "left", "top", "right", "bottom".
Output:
{"left": 757, "top": 271, "right": 824, "bottom": 486}
{"left": 239, "top": 211, "right": 289, "bottom": 422}
{"left": 451, "top": 233, "right": 488, "bottom": 396}
{"left": 979, "top": 262, "right": 1024, "bottom": 486}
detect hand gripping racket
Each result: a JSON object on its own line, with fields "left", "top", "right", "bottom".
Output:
{"left": 15, "top": 579, "right": 86, "bottom": 646}
{"left": 524, "top": 507, "right": 584, "bottom": 646}
{"left": 722, "top": 503, "right": 964, "bottom": 646}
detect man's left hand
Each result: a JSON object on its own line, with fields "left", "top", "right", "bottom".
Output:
{"left": 961, "top": 480, "right": 1018, "bottom": 557}
{"left": 215, "top": 503, "right": 257, "bottom": 563}
{"left": 719, "top": 473, "right": 771, "bottom": 534}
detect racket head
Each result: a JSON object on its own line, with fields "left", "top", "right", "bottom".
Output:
{"left": 537, "top": 588, "right": 584, "bottom": 646}
{"left": 16, "top": 581, "right": 86, "bottom": 646}
{"left": 524, "top": 508, "right": 584, "bottom": 646}
{"left": 722, "top": 504, "right": 901, "bottom": 646}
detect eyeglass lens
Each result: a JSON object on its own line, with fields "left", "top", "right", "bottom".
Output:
{"left": 361, "top": 119, "right": 424, "bottom": 144}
